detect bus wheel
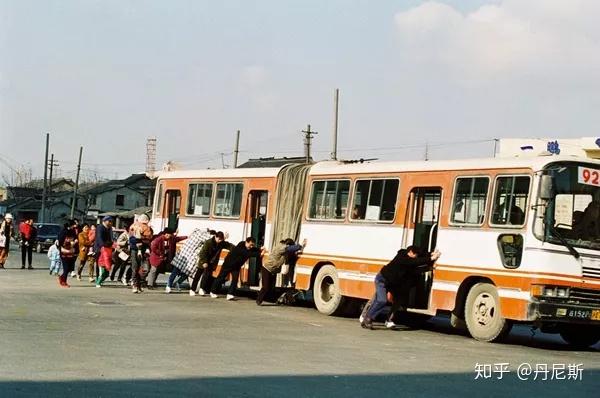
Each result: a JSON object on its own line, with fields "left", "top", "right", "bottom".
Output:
{"left": 313, "top": 265, "right": 345, "bottom": 316}
{"left": 559, "top": 325, "right": 600, "bottom": 349}
{"left": 464, "top": 283, "right": 511, "bottom": 342}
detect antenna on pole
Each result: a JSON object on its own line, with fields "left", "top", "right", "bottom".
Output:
{"left": 146, "top": 137, "right": 157, "bottom": 176}
{"left": 233, "top": 130, "right": 240, "bottom": 168}
{"left": 41, "top": 133, "right": 50, "bottom": 222}
{"left": 424, "top": 141, "right": 429, "bottom": 161}
{"left": 70, "top": 146, "right": 83, "bottom": 219}
{"left": 302, "top": 124, "right": 318, "bottom": 164}
{"left": 331, "top": 88, "right": 339, "bottom": 160}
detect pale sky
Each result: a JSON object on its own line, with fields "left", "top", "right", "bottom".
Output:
{"left": 2, "top": 0, "right": 600, "bottom": 181}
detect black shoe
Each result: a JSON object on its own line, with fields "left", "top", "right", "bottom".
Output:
{"left": 361, "top": 318, "right": 374, "bottom": 330}
{"left": 21, "top": 266, "right": 25, "bottom": 269}
{"left": 28, "top": 266, "right": 33, "bottom": 270}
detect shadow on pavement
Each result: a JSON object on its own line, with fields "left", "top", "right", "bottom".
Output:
{"left": 1, "top": 372, "right": 599, "bottom": 398}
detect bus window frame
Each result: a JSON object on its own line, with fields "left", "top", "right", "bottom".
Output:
{"left": 488, "top": 174, "right": 532, "bottom": 229}
{"left": 448, "top": 175, "right": 491, "bottom": 228}
{"left": 185, "top": 181, "right": 215, "bottom": 218}
{"left": 154, "top": 181, "right": 164, "bottom": 218}
{"left": 212, "top": 181, "right": 245, "bottom": 220}
{"left": 349, "top": 177, "right": 400, "bottom": 224}
{"left": 306, "top": 178, "right": 352, "bottom": 222}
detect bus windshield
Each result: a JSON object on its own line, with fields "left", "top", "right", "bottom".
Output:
{"left": 542, "top": 162, "right": 600, "bottom": 251}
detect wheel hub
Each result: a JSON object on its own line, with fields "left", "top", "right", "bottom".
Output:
{"left": 474, "top": 293, "right": 495, "bottom": 325}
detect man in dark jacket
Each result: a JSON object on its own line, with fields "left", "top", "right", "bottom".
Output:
{"left": 191, "top": 231, "right": 226, "bottom": 296}
{"left": 361, "top": 246, "right": 440, "bottom": 329}
{"left": 210, "top": 237, "right": 265, "bottom": 300}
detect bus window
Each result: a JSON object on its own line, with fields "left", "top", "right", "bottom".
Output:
{"left": 154, "top": 182, "right": 164, "bottom": 216}
{"left": 491, "top": 176, "right": 530, "bottom": 227}
{"left": 308, "top": 180, "right": 350, "bottom": 220}
{"left": 214, "top": 183, "right": 244, "bottom": 218}
{"left": 351, "top": 179, "right": 399, "bottom": 222}
{"left": 187, "top": 183, "right": 213, "bottom": 217}
{"left": 450, "top": 177, "right": 489, "bottom": 226}
{"left": 165, "top": 190, "right": 181, "bottom": 231}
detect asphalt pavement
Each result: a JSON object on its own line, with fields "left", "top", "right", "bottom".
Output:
{"left": 0, "top": 246, "right": 599, "bottom": 397}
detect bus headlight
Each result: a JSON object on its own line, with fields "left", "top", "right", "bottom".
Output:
{"left": 531, "top": 285, "right": 569, "bottom": 298}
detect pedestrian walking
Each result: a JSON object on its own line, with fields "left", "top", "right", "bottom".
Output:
{"left": 210, "top": 237, "right": 265, "bottom": 300}
{"left": 88, "top": 224, "right": 97, "bottom": 282}
{"left": 110, "top": 227, "right": 131, "bottom": 285}
{"left": 256, "top": 238, "right": 306, "bottom": 305}
{"left": 0, "top": 213, "right": 15, "bottom": 269}
{"left": 47, "top": 240, "right": 61, "bottom": 275}
{"left": 19, "top": 218, "right": 36, "bottom": 269}
{"left": 58, "top": 220, "right": 79, "bottom": 288}
{"left": 76, "top": 224, "right": 92, "bottom": 281}
{"left": 95, "top": 216, "right": 114, "bottom": 287}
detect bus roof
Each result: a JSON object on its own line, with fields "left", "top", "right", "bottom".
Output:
{"left": 154, "top": 167, "right": 283, "bottom": 180}
{"left": 308, "top": 155, "right": 600, "bottom": 176}
{"left": 154, "top": 155, "right": 600, "bottom": 180}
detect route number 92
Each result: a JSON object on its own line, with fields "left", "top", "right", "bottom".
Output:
{"left": 579, "top": 167, "right": 600, "bottom": 187}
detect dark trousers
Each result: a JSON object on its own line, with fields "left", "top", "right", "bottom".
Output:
{"left": 256, "top": 266, "right": 275, "bottom": 304}
{"left": 366, "top": 273, "right": 388, "bottom": 321}
{"left": 210, "top": 265, "right": 240, "bottom": 295}
{"left": 130, "top": 250, "right": 142, "bottom": 288}
{"left": 60, "top": 257, "right": 76, "bottom": 284}
{"left": 110, "top": 253, "right": 129, "bottom": 281}
{"left": 191, "top": 264, "right": 214, "bottom": 292}
{"left": 21, "top": 242, "right": 33, "bottom": 267}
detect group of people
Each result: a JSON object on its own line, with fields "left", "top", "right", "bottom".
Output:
{"left": 3, "top": 211, "right": 444, "bottom": 325}
{"left": 43, "top": 214, "right": 307, "bottom": 305}
{"left": 0, "top": 213, "right": 38, "bottom": 270}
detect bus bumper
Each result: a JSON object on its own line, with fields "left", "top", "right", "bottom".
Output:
{"left": 529, "top": 300, "right": 600, "bottom": 325}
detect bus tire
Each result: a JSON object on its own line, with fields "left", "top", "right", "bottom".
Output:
{"left": 313, "top": 265, "right": 345, "bottom": 316}
{"left": 559, "top": 325, "right": 600, "bottom": 349}
{"left": 464, "top": 283, "right": 511, "bottom": 342}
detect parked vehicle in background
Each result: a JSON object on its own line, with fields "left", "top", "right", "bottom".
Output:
{"left": 34, "top": 223, "right": 62, "bottom": 253}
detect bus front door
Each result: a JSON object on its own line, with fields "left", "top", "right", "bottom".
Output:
{"left": 404, "top": 187, "right": 441, "bottom": 310}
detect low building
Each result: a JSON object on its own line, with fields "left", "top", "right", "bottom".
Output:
{"left": 83, "top": 174, "right": 155, "bottom": 222}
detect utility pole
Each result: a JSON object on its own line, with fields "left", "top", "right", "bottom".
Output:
{"left": 331, "top": 88, "right": 339, "bottom": 160}
{"left": 493, "top": 138, "right": 499, "bottom": 158}
{"left": 424, "top": 141, "right": 429, "bottom": 161}
{"left": 40, "top": 133, "right": 50, "bottom": 223}
{"left": 48, "top": 154, "right": 59, "bottom": 193}
{"left": 70, "top": 146, "right": 83, "bottom": 219}
{"left": 302, "top": 124, "right": 318, "bottom": 164}
{"left": 233, "top": 130, "right": 240, "bottom": 168}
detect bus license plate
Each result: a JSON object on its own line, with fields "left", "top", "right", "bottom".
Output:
{"left": 592, "top": 310, "right": 600, "bottom": 321}
{"left": 568, "top": 309, "right": 591, "bottom": 319}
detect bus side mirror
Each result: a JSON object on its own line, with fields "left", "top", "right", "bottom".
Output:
{"left": 539, "top": 175, "right": 555, "bottom": 200}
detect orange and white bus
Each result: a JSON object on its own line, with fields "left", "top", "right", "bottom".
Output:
{"left": 151, "top": 155, "right": 600, "bottom": 347}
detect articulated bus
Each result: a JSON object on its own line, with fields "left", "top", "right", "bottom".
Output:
{"left": 150, "top": 155, "right": 600, "bottom": 347}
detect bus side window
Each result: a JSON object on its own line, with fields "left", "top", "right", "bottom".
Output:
{"left": 450, "top": 177, "right": 489, "bottom": 226}
{"left": 491, "top": 176, "right": 531, "bottom": 227}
